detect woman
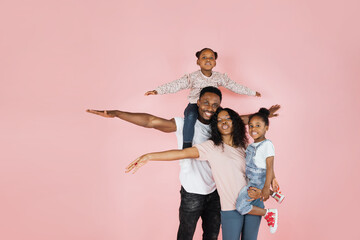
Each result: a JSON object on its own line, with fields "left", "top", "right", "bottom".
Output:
{"left": 126, "top": 107, "right": 274, "bottom": 240}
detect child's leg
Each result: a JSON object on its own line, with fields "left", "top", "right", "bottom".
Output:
{"left": 247, "top": 205, "right": 278, "bottom": 234}
{"left": 246, "top": 189, "right": 274, "bottom": 216}
{"left": 247, "top": 206, "right": 266, "bottom": 216}
{"left": 237, "top": 186, "right": 278, "bottom": 233}
{"left": 183, "top": 103, "right": 198, "bottom": 149}
{"left": 236, "top": 186, "right": 254, "bottom": 215}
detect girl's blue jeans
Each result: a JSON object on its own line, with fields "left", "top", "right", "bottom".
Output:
{"left": 183, "top": 103, "right": 198, "bottom": 148}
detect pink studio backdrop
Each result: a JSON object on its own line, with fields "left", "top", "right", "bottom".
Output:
{"left": 1, "top": 0, "right": 359, "bottom": 239}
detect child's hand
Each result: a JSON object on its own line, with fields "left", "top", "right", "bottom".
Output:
{"left": 125, "top": 154, "right": 151, "bottom": 174}
{"left": 261, "top": 187, "right": 271, "bottom": 202}
{"left": 271, "top": 178, "right": 280, "bottom": 192}
{"left": 145, "top": 90, "right": 158, "bottom": 96}
{"left": 255, "top": 92, "right": 261, "bottom": 97}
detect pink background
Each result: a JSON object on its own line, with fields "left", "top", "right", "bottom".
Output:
{"left": 1, "top": 0, "right": 359, "bottom": 239}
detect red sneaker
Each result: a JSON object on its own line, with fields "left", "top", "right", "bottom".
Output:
{"left": 271, "top": 191, "right": 285, "bottom": 204}
{"left": 264, "top": 209, "right": 278, "bottom": 234}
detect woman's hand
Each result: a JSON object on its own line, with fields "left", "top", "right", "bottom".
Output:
{"left": 144, "top": 90, "right": 158, "bottom": 96}
{"left": 271, "top": 178, "right": 280, "bottom": 192}
{"left": 261, "top": 187, "right": 270, "bottom": 202}
{"left": 126, "top": 154, "right": 151, "bottom": 174}
{"left": 247, "top": 187, "right": 261, "bottom": 201}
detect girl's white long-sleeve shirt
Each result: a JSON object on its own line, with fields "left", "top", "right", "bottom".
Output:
{"left": 155, "top": 70, "right": 256, "bottom": 103}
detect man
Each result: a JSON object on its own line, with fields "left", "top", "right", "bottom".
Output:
{"left": 87, "top": 87, "right": 280, "bottom": 240}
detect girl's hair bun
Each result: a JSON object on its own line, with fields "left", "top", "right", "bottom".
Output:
{"left": 249, "top": 107, "right": 270, "bottom": 126}
{"left": 195, "top": 48, "right": 218, "bottom": 59}
{"left": 195, "top": 51, "right": 201, "bottom": 58}
{"left": 258, "top": 108, "right": 270, "bottom": 117}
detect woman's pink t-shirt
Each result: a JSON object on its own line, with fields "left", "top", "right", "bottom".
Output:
{"left": 195, "top": 140, "right": 247, "bottom": 211}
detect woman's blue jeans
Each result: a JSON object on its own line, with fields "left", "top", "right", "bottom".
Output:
{"left": 221, "top": 199, "right": 264, "bottom": 240}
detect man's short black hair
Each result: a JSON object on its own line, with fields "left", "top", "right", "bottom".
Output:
{"left": 199, "top": 87, "right": 222, "bottom": 102}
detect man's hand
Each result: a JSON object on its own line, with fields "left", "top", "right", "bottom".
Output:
{"left": 126, "top": 154, "right": 151, "bottom": 174}
{"left": 145, "top": 90, "right": 158, "bottom": 96}
{"left": 268, "top": 104, "right": 280, "bottom": 118}
{"left": 86, "top": 109, "right": 117, "bottom": 118}
{"left": 247, "top": 187, "right": 261, "bottom": 201}
{"left": 241, "top": 104, "right": 280, "bottom": 124}
{"left": 256, "top": 92, "right": 261, "bottom": 97}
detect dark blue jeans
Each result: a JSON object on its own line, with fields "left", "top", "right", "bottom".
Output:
{"left": 177, "top": 186, "right": 221, "bottom": 240}
{"left": 183, "top": 103, "right": 198, "bottom": 148}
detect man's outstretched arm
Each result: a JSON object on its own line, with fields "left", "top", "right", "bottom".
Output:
{"left": 240, "top": 104, "right": 281, "bottom": 124}
{"left": 86, "top": 109, "right": 177, "bottom": 133}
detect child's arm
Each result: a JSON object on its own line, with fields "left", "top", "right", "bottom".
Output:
{"left": 145, "top": 90, "right": 158, "bottom": 96}
{"left": 125, "top": 147, "right": 199, "bottom": 174}
{"left": 261, "top": 156, "right": 275, "bottom": 201}
{"left": 271, "top": 172, "right": 280, "bottom": 192}
{"left": 221, "top": 74, "right": 261, "bottom": 97}
{"left": 144, "top": 74, "right": 191, "bottom": 96}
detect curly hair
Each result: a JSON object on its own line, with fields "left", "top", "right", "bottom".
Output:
{"left": 209, "top": 107, "right": 248, "bottom": 149}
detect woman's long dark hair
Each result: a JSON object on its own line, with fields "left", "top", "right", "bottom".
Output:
{"left": 209, "top": 107, "right": 248, "bottom": 149}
